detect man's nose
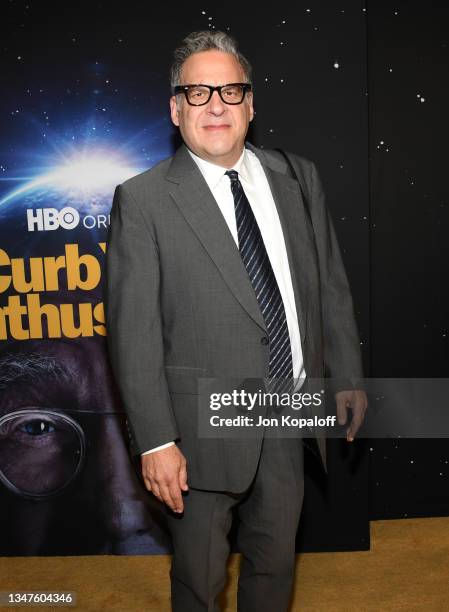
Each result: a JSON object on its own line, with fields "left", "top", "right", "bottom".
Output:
{"left": 207, "top": 89, "right": 227, "bottom": 114}
{"left": 98, "top": 415, "right": 168, "bottom": 552}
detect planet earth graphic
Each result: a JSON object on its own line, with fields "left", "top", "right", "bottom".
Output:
{"left": 0, "top": 155, "right": 142, "bottom": 253}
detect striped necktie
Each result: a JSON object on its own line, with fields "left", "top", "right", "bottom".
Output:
{"left": 225, "top": 169, "right": 293, "bottom": 392}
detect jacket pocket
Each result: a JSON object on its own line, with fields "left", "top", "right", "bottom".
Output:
{"left": 164, "top": 365, "right": 208, "bottom": 394}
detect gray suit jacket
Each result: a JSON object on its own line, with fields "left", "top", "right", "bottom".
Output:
{"left": 105, "top": 141, "right": 364, "bottom": 492}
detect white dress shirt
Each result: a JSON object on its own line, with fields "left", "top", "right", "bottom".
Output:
{"left": 142, "top": 145, "right": 306, "bottom": 455}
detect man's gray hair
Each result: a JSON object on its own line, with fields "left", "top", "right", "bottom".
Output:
{"left": 170, "top": 30, "right": 252, "bottom": 92}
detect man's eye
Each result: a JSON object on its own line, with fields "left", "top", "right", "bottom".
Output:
{"left": 19, "top": 420, "right": 55, "bottom": 436}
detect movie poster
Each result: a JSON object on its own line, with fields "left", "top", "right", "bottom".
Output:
{"left": 0, "top": 3, "right": 175, "bottom": 555}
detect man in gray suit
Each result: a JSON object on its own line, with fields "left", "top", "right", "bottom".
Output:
{"left": 105, "top": 30, "right": 367, "bottom": 612}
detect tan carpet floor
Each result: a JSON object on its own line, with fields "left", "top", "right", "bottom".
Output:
{"left": 1, "top": 517, "right": 448, "bottom": 611}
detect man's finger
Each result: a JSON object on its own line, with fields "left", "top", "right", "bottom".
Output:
{"left": 159, "top": 482, "right": 181, "bottom": 513}
{"left": 179, "top": 462, "right": 189, "bottom": 492}
{"left": 142, "top": 476, "right": 153, "bottom": 492}
{"left": 347, "top": 419, "right": 362, "bottom": 441}
{"left": 346, "top": 421, "right": 359, "bottom": 441}
{"left": 336, "top": 401, "right": 348, "bottom": 425}
{"left": 168, "top": 480, "right": 184, "bottom": 514}
{"left": 346, "top": 403, "right": 367, "bottom": 441}
{"left": 150, "top": 481, "right": 163, "bottom": 503}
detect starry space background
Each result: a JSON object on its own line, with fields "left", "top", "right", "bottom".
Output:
{"left": 367, "top": 1, "right": 449, "bottom": 519}
{"left": 0, "top": 0, "right": 447, "bottom": 555}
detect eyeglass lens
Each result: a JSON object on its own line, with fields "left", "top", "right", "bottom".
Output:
{"left": 186, "top": 84, "right": 246, "bottom": 105}
{"left": 0, "top": 410, "right": 84, "bottom": 497}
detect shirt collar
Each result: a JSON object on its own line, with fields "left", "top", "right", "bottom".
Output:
{"left": 187, "top": 146, "right": 250, "bottom": 190}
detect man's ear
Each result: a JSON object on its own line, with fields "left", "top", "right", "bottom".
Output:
{"left": 246, "top": 91, "right": 255, "bottom": 122}
{"left": 170, "top": 95, "right": 180, "bottom": 127}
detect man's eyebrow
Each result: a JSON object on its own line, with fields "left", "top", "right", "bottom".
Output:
{"left": 0, "top": 352, "right": 72, "bottom": 389}
{"left": 0, "top": 352, "right": 122, "bottom": 415}
{"left": 0, "top": 351, "right": 84, "bottom": 414}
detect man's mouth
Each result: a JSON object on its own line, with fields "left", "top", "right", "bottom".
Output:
{"left": 203, "top": 125, "right": 230, "bottom": 131}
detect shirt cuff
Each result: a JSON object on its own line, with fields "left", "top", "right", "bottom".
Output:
{"left": 141, "top": 441, "right": 175, "bottom": 455}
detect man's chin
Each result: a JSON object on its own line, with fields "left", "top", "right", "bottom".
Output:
{"left": 101, "top": 532, "right": 169, "bottom": 554}
{"left": 201, "top": 144, "right": 242, "bottom": 166}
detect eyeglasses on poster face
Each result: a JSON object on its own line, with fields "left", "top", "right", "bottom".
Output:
{"left": 0, "top": 409, "right": 86, "bottom": 500}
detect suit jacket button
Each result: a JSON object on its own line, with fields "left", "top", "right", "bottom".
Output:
{"left": 261, "top": 336, "right": 269, "bottom": 345}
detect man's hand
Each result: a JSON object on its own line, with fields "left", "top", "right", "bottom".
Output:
{"left": 335, "top": 389, "right": 368, "bottom": 442}
{"left": 141, "top": 445, "right": 188, "bottom": 513}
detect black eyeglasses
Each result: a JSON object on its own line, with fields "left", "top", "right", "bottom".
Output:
{"left": 173, "top": 83, "right": 252, "bottom": 106}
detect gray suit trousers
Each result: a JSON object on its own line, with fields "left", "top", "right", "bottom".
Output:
{"left": 166, "top": 436, "right": 305, "bottom": 612}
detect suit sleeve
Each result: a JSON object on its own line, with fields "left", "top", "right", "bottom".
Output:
{"left": 307, "top": 160, "right": 365, "bottom": 389}
{"left": 105, "top": 183, "right": 180, "bottom": 454}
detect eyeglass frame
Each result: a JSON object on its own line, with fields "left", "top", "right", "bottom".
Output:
{"left": 173, "top": 82, "right": 253, "bottom": 106}
{"left": 0, "top": 408, "right": 86, "bottom": 500}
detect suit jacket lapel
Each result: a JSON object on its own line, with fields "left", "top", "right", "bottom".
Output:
{"left": 246, "top": 142, "right": 309, "bottom": 345}
{"left": 165, "top": 142, "right": 309, "bottom": 344}
{"left": 165, "top": 144, "right": 267, "bottom": 333}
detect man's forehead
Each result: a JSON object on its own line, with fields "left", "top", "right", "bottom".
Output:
{"left": 0, "top": 339, "right": 122, "bottom": 415}
{"left": 180, "top": 50, "right": 245, "bottom": 84}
